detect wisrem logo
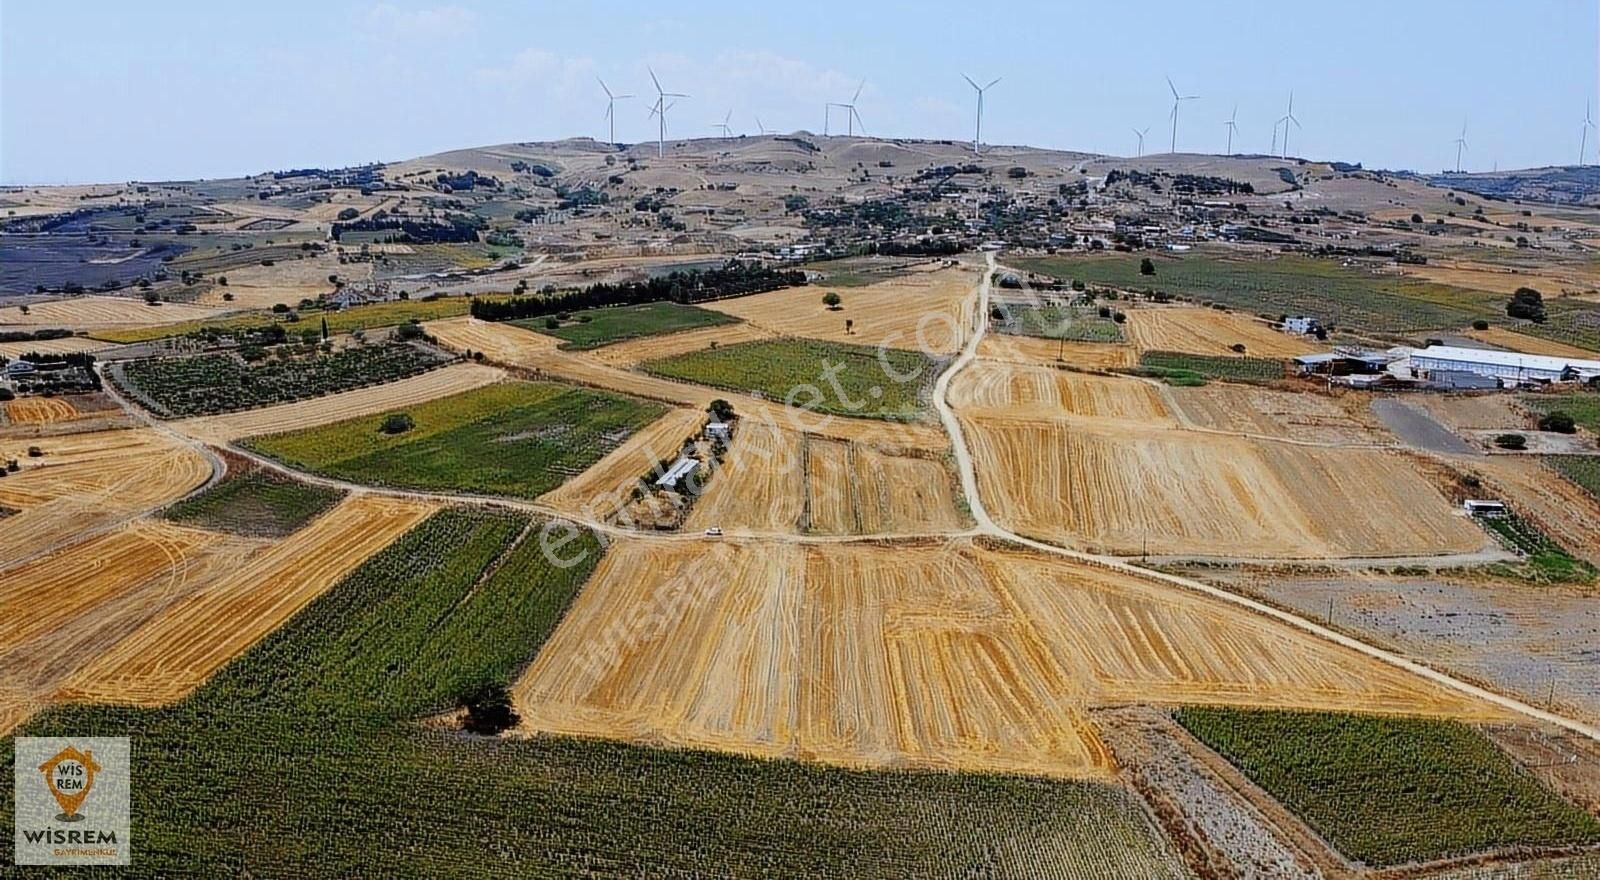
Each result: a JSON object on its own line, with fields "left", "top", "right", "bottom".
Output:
{"left": 13, "top": 737, "right": 130, "bottom": 866}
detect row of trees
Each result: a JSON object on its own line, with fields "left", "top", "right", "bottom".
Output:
{"left": 469, "top": 261, "right": 807, "bottom": 322}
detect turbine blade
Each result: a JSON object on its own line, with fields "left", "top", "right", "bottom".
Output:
{"left": 597, "top": 77, "right": 613, "bottom": 99}
{"left": 985, "top": 77, "right": 1001, "bottom": 90}
{"left": 852, "top": 79, "right": 864, "bottom": 103}
{"left": 648, "top": 66, "right": 663, "bottom": 94}
{"left": 1167, "top": 76, "right": 1179, "bottom": 99}
{"left": 963, "top": 73, "right": 979, "bottom": 90}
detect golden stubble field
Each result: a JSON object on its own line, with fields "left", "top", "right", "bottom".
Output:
{"left": 0, "top": 295, "right": 226, "bottom": 331}
{"left": 1122, "top": 307, "right": 1322, "bottom": 357}
{"left": 512, "top": 537, "right": 1502, "bottom": 780}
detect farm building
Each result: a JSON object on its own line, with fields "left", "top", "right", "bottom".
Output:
{"left": 705, "top": 422, "right": 732, "bottom": 442}
{"left": 5, "top": 360, "right": 37, "bottom": 377}
{"left": 655, "top": 457, "right": 699, "bottom": 491}
{"left": 1282, "top": 315, "right": 1320, "bottom": 335}
{"left": 1409, "top": 346, "right": 1600, "bottom": 385}
{"left": 1293, "top": 352, "right": 1390, "bottom": 376}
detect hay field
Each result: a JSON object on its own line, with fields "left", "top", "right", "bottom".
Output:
{"left": 585, "top": 322, "right": 775, "bottom": 367}
{"left": 962, "top": 418, "right": 1482, "bottom": 559}
{"left": 0, "top": 295, "right": 227, "bottom": 330}
{"left": 5, "top": 397, "right": 77, "bottom": 425}
{"left": 700, "top": 267, "right": 977, "bottom": 354}
{"left": 196, "top": 251, "right": 359, "bottom": 309}
{"left": 1165, "top": 384, "right": 1385, "bottom": 444}
{"left": 682, "top": 420, "right": 966, "bottom": 536}
{"left": 537, "top": 407, "right": 705, "bottom": 521}
{"left": 0, "top": 336, "right": 112, "bottom": 358}
{"left": 59, "top": 494, "right": 435, "bottom": 706}
{"left": 426, "top": 317, "right": 949, "bottom": 448}
{"left": 1123, "top": 307, "right": 1321, "bottom": 357}
{"left": 513, "top": 538, "right": 1499, "bottom": 780}
{"left": 1466, "top": 326, "right": 1600, "bottom": 358}
{"left": 0, "top": 427, "right": 212, "bottom": 568}
{"left": 173, "top": 362, "right": 505, "bottom": 443}
{"left": 0, "top": 520, "right": 261, "bottom": 734}
{"left": 975, "top": 334, "right": 1136, "bottom": 369}
{"left": 949, "top": 362, "right": 1174, "bottom": 425}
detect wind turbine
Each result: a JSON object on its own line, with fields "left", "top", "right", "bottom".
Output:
{"left": 963, "top": 74, "right": 1002, "bottom": 155}
{"left": 1223, "top": 104, "right": 1240, "bottom": 155}
{"left": 1580, "top": 102, "right": 1596, "bottom": 165}
{"left": 1277, "top": 92, "right": 1301, "bottom": 159}
{"left": 755, "top": 116, "right": 773, "bottom": 135}
{"left": 1270, "top": 117, "right": 1280, "bottom": 157}
{"left": 832, "top": 80, "right": 866, "bottom": 136}
{"left": 647, "top": 67, "right": 688, "bottom": 159}
{"left": 1166, "top": 76, "right": 1199, "bottom": 153}
{"left": 1453, "top": 121, "right": 1469, "bottom": 173}
{"left": 1132, "top": 127, "right": 1150, "bottom": 157}
{"left": 597, "top": 78, "right": 633, "bottom": 144}
{"left": 712, "top": 109, "right": 734, "bottom": 138}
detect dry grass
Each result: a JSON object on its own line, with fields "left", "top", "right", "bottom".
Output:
{"left": 0, "top": 336, "right": 112, "bottom": 358}
{"left": 963, "top": 417, "right": 1482, "bottom": 559}
{"left": 58, "top": 494, "right": 435, "bottom": 706}
{"left": 1123, "top": 307, "right": 1321, "bottom": 357}
{"left": 512, "top": 537, "right": 1500, "bottom": 780}
{"left": 1165, "top": 384, "right": 1384, "bottom": 445}
{"left": 975, "top": 334, "right": 1136, "bottom": 369}
{"left": 0, "top": 427, "right": 212, "bottom": 569}
{"left": 700, "top": 267, "right": 977, "bottom": 354}
{"left": 196, "top": 252, "right": 361, "bottom": 309}
{"left": 173, "top": 362, "right": 505, "bottom": 443}
{"left": 949, "top": 362, "right": 1174, "bottom": 425}
{"left": 0, "top": 295, "right": 227, "bottom": 330}
{"left": 4, "top": 397, "right": 78, "bottom": 425}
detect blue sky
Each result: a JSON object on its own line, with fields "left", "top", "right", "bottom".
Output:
{"left": 3, "top": 1, "right": 1597, "bottom": 184}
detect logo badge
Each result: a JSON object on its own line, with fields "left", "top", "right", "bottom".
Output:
{"left": 38, "top": 745, "right": 102, "bottom": 821}
{"left": 13, "top": 736, "right": 130, "bottom": 866}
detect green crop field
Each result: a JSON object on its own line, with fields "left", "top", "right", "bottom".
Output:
{"left": 992, "top": 302, "right": 1124, "bottom": 342}
{"left": 516, "top": 301, "right": 739, "bottom": 349}
{"left": 0, "top": 508, "right": 1187, "bottom": 878}
{"left": 1015, "top": 252, "right": 1500, "bottom": 337}
{"left": 1548, "top": 455, "right": 1600, "bottom": 500}
{"left": 161, "top": 465, "right": 342, "bottom": 537}
{"left": 115, "top": 340, "right": 451, "bottom": 417}
{"left": 1477, "top": 513, "right": 1597, "bottom": 584}
{"left": 643, "top": 337, "right": 939, "bottom": 421}
{"left": 1175, "top": 707, "right": 1600, "bottom": 867}
{"left": 1138, "top": 350, "right": 1286, "bottom": 382}
{"left": 91, "top": 296, "right": 508, "bottom": 344}
{"left": 1525, "top": 392, "right": 1600, "bottom": 433}
{"left": 243, "top": 381, "right": 667, "bottom": 499}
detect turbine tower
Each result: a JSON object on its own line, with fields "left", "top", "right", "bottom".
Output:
{"left": 597, "top": 78, "right": 633, "bottom": 144}
{"left": 1166, "top": 76, "right": 1199, "bottom": 153}
{"left": 712, "top": 109, "right": 734, "bottom": 138}
{"left": 1453, "top": 121, "right": 1469, "bottom": 173}
{"left": 1223, "top": 104, "right": 1240, "bottom": 155}
{"left": 647, "top": 67, "right": 688, "bottom": 159}
{"left": 1132, "top": 127, "right": 1149, "bottom": 157}
{"left": 963, "top": 74, "right": 1002, "bottom": 155}
{"left": 755, "top": 116, "right": 772, "bottom": 135}
{"left": 1277, "top": 92, "right": 1301, "bottom": 159}
{"left": 1581, "top": 102, "right": 1596, "bottom": 165}
{"left": 831, "top": 81, "right": 866, "bottom": 136}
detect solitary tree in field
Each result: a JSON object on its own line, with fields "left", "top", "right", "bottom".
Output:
{"left": 1139, "top": 257, "right": 1155, "bottom": 276}
{"left": 822, "top": 291, "right": 842, "bottom": 310}
{"left": 459, "top": 682, "right": 520, "bottom": 735}
{"left": 1506, "top": 287, "right": 1546, "bottom": 323}
{"left": 380, "top": 412, "right": 415, "bottom": 435}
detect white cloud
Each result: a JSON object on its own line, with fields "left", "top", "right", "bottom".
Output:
{"left": 366, "top": 3, "right": 476, "bottom": 38}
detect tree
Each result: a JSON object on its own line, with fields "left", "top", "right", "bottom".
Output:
{"left": 1411, "top": 213, "right": 1423, "bottom": 224}
{"left": 707, "top": 398, "right": 735, "bottom": 421}
{"left": 1538, "top": 411, "right": 1577, "bottom": 434}
{"left": 380, "top": 413, "right": 415, "bottom": 435}
{"left": 459, "top": 682, "right": 520, "bottom": 735}
{"left": 1506, "top": 287, "right": 1546, "bottom": 323}
{"left": 822, "top": 291, "right": 842, "bottom": 310}
{"left": 1472, "top": 319, "right": 1489, "bottom": 331}
{"left": 1139, "top": 258, "right": 1155, "bottom": 276}
{"left": 1494, "top": 433, "right": 1527, "bottom": 450}
{"left": 395, "top": 321, "right": 425, "bottom": 341}
{"left": 321, "top": 316, "right": 330, "bottom": 342}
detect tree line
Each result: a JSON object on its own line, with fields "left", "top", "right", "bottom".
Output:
{"left": 469, "top": 261, "right": 807, "bottom": 322}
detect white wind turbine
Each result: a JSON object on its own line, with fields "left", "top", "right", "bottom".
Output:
{"left": 830, "top": 80, "right": 866, "bottom": 136}
{"left": 1453, "top": 121, "right": 1469, "bottom": 173}
{"left": 1223, "top": 104, "right": 1240, "bottom": 155}
{"left": 647, "top": 67, "right": 688, "bottom": 159}
{"left": 963, "top": 74, "right": 1002, "bottom": 155}
{"left": 1132, "top": 127, "right": 1150, "bottom": 157}
{"left": 1580, "top": 102, "right": 1596, "bottom": 166}
{"left": 1277, "top": 92, "right": 1301, "bottom": 159}
{"left": 755, "top": 116, "right": 773, "bottom": 135}
{"left": 597, "top": 78, "right": 633, "bottom": 144}
{"left": 711, "top": 109, "right": 734, "bottom": 137}
{"left": 1166, "top": 76, "right": 1199, "bottom": 153}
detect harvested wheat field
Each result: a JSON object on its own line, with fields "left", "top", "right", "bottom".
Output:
{"left": 1466, "top": 326, "right": 1600, "bottom": 358}
{"left": 539, "top": 407, "right": 706, "bottom": 522}
{"left": 1123, "top": 307, "right": 1321, "bottom": 357}
{"left": 0, "top": 427, "right": 213, "bottom": 568}
{"left": 700, "top": 267, "right": 978, "bottom": 354}
{"left": 58, "top": 494, "right": 435, "bottom": 706}
{"left": 0, "top": 295, "right": 226, "bottom": 331}
{"left": 1165, "top": 384, "right": 1386, "bottom": 445}
{"left": 0, "top": 335, "right": 112, "bottom": 359}
{"left": 0, "top": 520, "right": 262, "bottom": 734}
{"left": 585, "top": 322, "right": 775, "bottom": 367}
{"left": 962, "top": 418, "right": 1483, "bottom": 559}
{"left": 513, "top": 538, "right": 1499, "bottom": 780}
{"left": 426, "top": 317, "right": 949, "bottom": 448}
{"left": 682, "top": 420, "right": 966, "bottom": 536}
{"left": 173, "top": 362, "right": 505, "bottom": 443}
{"left": 976, "top": 334, "right": 1136, "bottom": 369}
{"left": 4, "top": 397, "right": 78, "bottom": 425}
{"left": 949, "top": 362, "right": 1174, "bottom": 425}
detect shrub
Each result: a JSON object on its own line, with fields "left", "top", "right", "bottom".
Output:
{"left": 1506, "top": 287, "right": 1546, "bottom": 323}
{"left": 1471, "top": 319, "right": 1489, "bottom": 331}
{"left": 544, "top": 317, "right": 560, "bottom": 330}
{"left": 822, "top": 291, "right": 842, "bottom": 310}
{"left": 380, "top": 413, "right": 415, "bottom": 435}
{"left": 1538, "top": 411, "right": 1577, "bottom": 434}
{"left": 460, "top": 682, "right": 521, "bottom": 735}
{"left": 708, "top": 398, "right": 735, "bottom": 421}
{"left": 1494, "top": 433, "right": 1527, "bottom": 450}
{"left": 1139, "top": 258, "right": 1155, "bottom": 276}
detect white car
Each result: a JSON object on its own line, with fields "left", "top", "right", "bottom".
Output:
{"left": 704, "top": 527, "right": 723, "bottom": 537}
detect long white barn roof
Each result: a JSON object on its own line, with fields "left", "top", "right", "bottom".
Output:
{"left": 1412, "top": 345, "right": 1600, "bottom": 373}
